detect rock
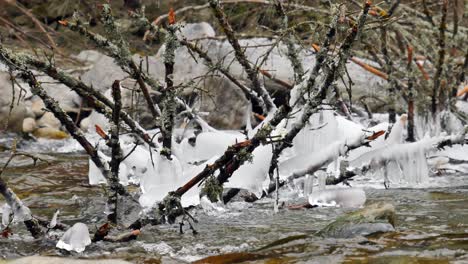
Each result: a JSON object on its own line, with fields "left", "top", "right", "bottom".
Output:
{"left": 22, "top": 117, "right": 37, "bottom": 133}
{"left": 33, "top": 127, "right": 69, "bottom": 139}
{"left": 317, "top": 202, "right": 396, "bottom": 238}
{"left": 37, "top": 112, "right": 61, "bottom": 129}
{"left": 36, "top": 75, "right": 82, "bottom": 113}
{"left": 177, "top": 22, "right": 216, "bottom": 40}
{"left": 24, "top": 100, "right": 35, "bottom": 118}
{"left": 78, "top": 51, "right": 128, "bottom": 94}
{"left": 0, "top": 72, "right": 28, "bottom": 132}
{"left": 75, "top": 22, "right": 387, "bottom": 128}
{"left": 31, "top": 98, "right": 46, "bottom": 117}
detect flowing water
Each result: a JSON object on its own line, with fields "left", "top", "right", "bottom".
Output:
{"left": 0, "top": 138, "right": 468, "bottom": 263}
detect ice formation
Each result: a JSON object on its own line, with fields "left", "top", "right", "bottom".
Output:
{"left": 308, "top": 188, "right": 366, "bottom": 208}
{"left": 1, "top": 203, "right": 11, "bottom": 227}
{"left": 293, "top": 110, "right": 340, "bottom": 156}
{"left": 351, "top": 137, "right": 435, "bottom": 185}
{"left": 56, "top": 223, "right": 92, "bottom": 253}
{"left": 225, "top": 145, "right": 273, "bottom": 197}
{"left": 49, "top": 210, "right": 60, "bottom": 229}
{"left": 88, "top": 151, "right": 129, "bottom": 186}
{"left": 176, "top": 130, "right": 245, "bottom": 164}
{"left": 200, "top": 196, "right": 226, "bottom": 215}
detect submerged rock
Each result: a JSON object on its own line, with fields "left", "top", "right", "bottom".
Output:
{"left": 317, "top": 202, "right": 396, "bottom": 238}
{"left": 56, "top": 223, "right": 92, "bottom": 253}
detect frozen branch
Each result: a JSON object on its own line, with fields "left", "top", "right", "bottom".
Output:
{"left": 0, "top": 143, "right": 43, "bottom": 238}
{"left": 160, "top": 17, "right": 178, "bottom": 159}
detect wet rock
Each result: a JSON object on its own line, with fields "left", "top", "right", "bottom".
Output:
{"left": 222, "top": 188, "right": 259, "bottom": 203}
{"left": 33, "top": 127, "right": 69, "bottom": 139}
{"left": 317, "top": 202, "right": 396, "bottom": 238}
{"left": 37, "top": 112, "right": 61, "bottom": 129}
{"left": 22, "top": 117, "right": 37, "bottom": 133}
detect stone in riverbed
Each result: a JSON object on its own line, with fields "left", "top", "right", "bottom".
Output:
{"left": 22, "top": 117, "right": 37, "bottom": 133}
{"left": 33, "top": 127, "right": 69, "bottom": 139}
{"left": 31, "top": 98, "right": 46, "bottom": 118}
{"left": 317, "top": 202, "right": 396, "bottom": 238}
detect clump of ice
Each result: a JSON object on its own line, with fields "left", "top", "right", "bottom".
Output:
{"left": 88, "top": 151, "right": 129, "bottom": 186}
{"left": 139, "top": 155, "right": 184, "bottom": 208}
{"left": 177, "top": 130, "right": 245, "bottom": 164}
{"left": 225, "top": 145, "right": 272, "bottom": 197}
{"left": 56, "top": 223, "right": 92, "bottom": 253}
{"left": 293, "top": 110, "right": 340, "bottom": 155}
{"left": 200, "top": 196, "right": 226, "bottom": 215}
{"left": 48, "top": 210, "right": 60, "bottom": 229}
{"left": 308, "top": 188, "right": 366, "bottom": 208}
{"left": 1, "top": 204, "right": 11, "bottom": 227}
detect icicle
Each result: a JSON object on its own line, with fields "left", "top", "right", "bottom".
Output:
{"left": 245, "top": 103, "right": 253, "bottom": 132}
{"left": 303, "top": 175, "right": 314, "bottom": 197}
{"left": 48, "top": 210, "right": 60, "bottom": 229}
{"left": 386, "top": 114, "right": 407, "bottom": 144}
{"left": 316, "top": 170, "right": 327, "bottom": 191}
{"left": 293, "top": 110, "right": 340, "bottom": 155}
{"left": 274, "top": 176, "right": 279, "bottom": 213}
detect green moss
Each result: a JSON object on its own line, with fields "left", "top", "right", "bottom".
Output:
{"left": 201, "top": 175, "right": 223, "bottom": 203}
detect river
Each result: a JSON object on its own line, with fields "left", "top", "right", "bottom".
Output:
{"left": 0, "top": 137, "right": 467, "bottom": 263}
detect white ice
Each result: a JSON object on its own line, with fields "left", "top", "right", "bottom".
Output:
{"left": 56, "top": 223, "right": 92, "bottom": 253}
{"left": 308, "top": 188, "right": 366, "bottom": 208}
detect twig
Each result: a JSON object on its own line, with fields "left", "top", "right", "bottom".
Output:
{"left": 4, "top": 47, "right": 158, "bottom": 149}
{"left": 431, "top": 0, "right": 448, "bottom": 115}
{"left": 0, "top": 50, "right": 128, "bottom": 197}
{"left": 1, "top": 0, "right": 57, "bottom": 49}
{"left": 160, "top": 13, "right": 178, "bottom": 159}
{"left": 209, "top": 0, "right": 276, "bottom": 114}
{"left": 274, "top": 0, "right": 305, "bottom": 83}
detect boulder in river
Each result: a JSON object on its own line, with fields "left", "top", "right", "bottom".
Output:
{"left": 317, "top": 202, "right": 396, "bottom": 238}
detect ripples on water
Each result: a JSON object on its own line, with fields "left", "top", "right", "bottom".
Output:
{"left": 0, "top": 137, "right": 467, "bottom": 263}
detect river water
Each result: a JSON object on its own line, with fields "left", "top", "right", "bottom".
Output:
{"left": 0, "top": 137, "right": 467, "bottom": 263}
